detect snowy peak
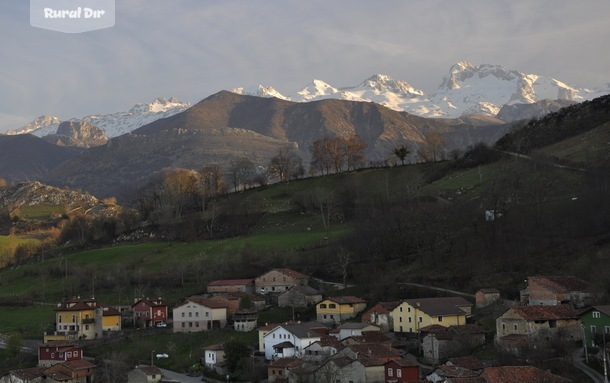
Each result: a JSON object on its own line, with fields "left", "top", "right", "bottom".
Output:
{"left": 231, "top": 85, "right": 289, "bottom": 100}
{"left": 292, "top": 79, "right": 339, "bottom": 101}
{"left": 7, "top": 115, "right": 60, "bottom": 135}
{"left": 354, "top": 74, "right": 424, "bottom": 96}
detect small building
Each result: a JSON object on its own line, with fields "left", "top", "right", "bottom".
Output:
{"left": 202, "top": 343, "right": 226, "bottom": 372}
{"left": 384, "top": 355, "right": 420, "bottom": 383}
{"left": 127, "top": 365, "right": 163, "bottom": 383}
{"left": 392, "top": 297, "right": 473, "bottom": 334}
{"left": 207, "top": 279, "right": 255, "bottom": 294}
{"left": 362, "top": 301, "right": 400, "bottom": 332}
{"left": 520, "top": 276, "right": 592, "bottom": 309}
{"left": 267, "top": 357, "right": 303, "bottom": 383}
{"left": 421, "top": 324, "right": 485, "bottom": 365}
{"left": 314, "top": 356, "right": 366, "bottom": 383}
{"left": 173, "top": 296, "right": 227, "bottom": 332}
{"left": 132, "top": 297, "right": 168, "bottom": 328}
{"left": 43, "top": 360, "right": 97, "bottom": 383}
{"left": 303, "top": 335, "right": 345, "bottom": 362}
{"left": 475, "top": 288, "right": 501, "bottom": 309}
{"left": 255, "top": 268, "right": 309, "bottom": 295}
{"left": 99, "top": 305, "right": 122, "bottom": 332}
{"left": 331, "top": 322, "right": 381, "bottom": 341}
{"left": 38, "top": 342, "right": 83, "bottom": 367}
{"left": 263, "top": 323, "right": 324, "bottom": 360}
{"left": 580, "top": 305, "right": 610, "bottom": 347}
{"left": 233, "top": 309, "right": 258, "bottom": 332}
{"left": 277, "top": 285, "right": 323, "bottom": 308}
{"left": 316, "top": 296, "right": 367, "bottom": 325}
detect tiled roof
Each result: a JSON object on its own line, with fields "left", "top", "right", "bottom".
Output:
{"left": 529, "top": 276, "right": 590, "bottom": 292}
{"left": 203, "top": 343, "right": 225, "bottom": 351}
{"left": 447, "top": 356, "right": 487, "bottom": 370}
{"left": 511, "top": 304, "right": 579, "bottom": 320}
{"left": 280, "top": 324, "right": 323, "bottom": 339}
{"left": 44, "top": 365, "right": 72, "bottom": 381}
{"left": 275, "top": 268, "right": 309, "bottom": 279}
{"left": 269, "top": 357, "right": 304, "bottom": 368}
{"left": 339, "top": 322, "right": 378, "bottom": 330}
{"left": 350, "top": 331, "right": 393, "bottom": 344}
{"left": 132, "top": 298, "right": 165, "bottom": 308}
{"left": 347, "top": 343, "right": 401, "bottom": 359}
{"left": 326, "top": 296, "right": 366, "bottom": 304}
{"left": 185, "top": 296, "right": 229, "bottom": 309}
{"left": 208, "top": 279, "right": 254, "bottom": 286}
{"left": 9, "top": 367, "right": 46, "bottom": 380}
{"left": 386, "top": 355, "right": 420, "bottom": 367}
{"left": 55, "top": 301, "right": 96, "bottom": 312}
{"left": 62, "top": 359, "right": 96, "bottom": 370}
{"left": 403, "top": 297, "right": 473, "bottom": 316}
{"left": 100, "top": 305, "right": 121, "bottom": 316}
{"left": 436, "top": 365, "right": 480, "bottom": 378}
{"left": 282, "top": 285, "right": 321, "bottom": 296}
{"left": 136, "top": 365, "right": 162, "bottom": 376}
{"left": 477, "top": 288, "right": 500, "bottom": 294}
{"left": 482, "top": 366, "right": 572, "bottom": 383}
{"left": 40, "top": 341, "right": 78, "bottom": 348}
{"left": 310, "top": 335, "right": 345, "bottom": 350}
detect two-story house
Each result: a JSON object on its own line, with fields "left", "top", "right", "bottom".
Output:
{"left": 263, "top": 323, "right": 323, "bottom": 360}
{"left": 47, "top": 296, "right": 101, "bottom": 341}
{"left": 580, "top": 305, "right": 610, "bottom": 347}
{"left": 128, "top": 365, "right": 163, "bottom": 383}
{"left": 331, "top": 322, "right": 381, "bottom": 341}
{"left": 38, "top": 342, "right": 83, "bottom": 367}
{"left": 202, "top": 343, "right": 226, "bottom": 373}
{"left": 173, "top": 296, "right": 227, "bottom": 332}
{"left": 255, "top": 268, "right": 309, "bottom": 294}
{"left": 132, "top": 297, "right": 168, "bottom": 328}
{"left": 384, "top": 355, "right": 421, "bottom": 383}
{"left": 99, "top": 305, "right": 121, "bottom": 332}
{"left": 392, "top": 297, "right": 473, "bottom": 334}
{"left": 520, "top": 276, "right": 592, "bottom": 309}
{"left": 316, "top": 296, "right": 367, "bottom": 325}
{"left": 362, "top": 301, "right": 400, "bottom": 332}
{"left": 495, "top": 304, "right": 581, "bottom": 354}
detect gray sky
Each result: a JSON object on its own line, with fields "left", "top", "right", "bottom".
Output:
{"left": 1, "top": 0, "right": 609, "bottom": 132}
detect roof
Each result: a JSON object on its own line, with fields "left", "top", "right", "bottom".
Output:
{"left": 278, "top": 324, "right": 323, "bottom": 339}
{"left": 203, "top": 343, "right": 225, "bottom": 351}
{"left": 55, "top": 300, "right": 97, "bottom": 312}
{"left": 435, "top": 365, "right": 480, "bottom": 378}
{"left": 62, "top": 359, "right": 96, "bottom": 370}
{"left": 581, "top": 305, "right": 610, "bottom": 317}
{"left": 259, "top": 268, "right": 309, "bottom": 280}
{"left": 132, "top": 297, "right": 166, "bottom": 308}
{"left": 385, "top": 355, "right": 420, "bottom": 367}
{"left": 325, "top": 296, "right": 366, "bottom": 305}
{"left": 269, "top": 357, "right": 304, "bottom": 368}
{"left": 8, "top": 367, "right": 46, "bottom": 380}
{"left": 477, "top": 288, "right": 500, "bottom": 294}
{"left": 338, "top": 322, "right": 379, "bottom": 330}
{"left": 482, "top": 366, "right": 572, "bottom": 383}
{"left": 100, "top": 305, "right": 121, "bottom": 316}
{"left": 349, "top": 331, "right": 393, "bottom": 344}
{"left": 183, "top": 296, "right": 228, "bottom": 309}
{"left": 135, "top": 365, "right": 163, "bottom": 376}
{"left": 44, "top": 365, "right": 72, "bottom": 381}
{"left": 273, "top": 341, "right": 295, "bottom": 349}
{"left": 208, "top": 279, "right": 254, "bottom": 286}
{"left": 40, "top": 341, "right": 78, "bottom": 348}
{"left": 281, "top": 285, "right": 321, "bottom": 296}
{"left": 424, "top": 325, "right": 484, "bottom": 340}
{"left": 528, "top": 276, "right": 590, "bottom": 293}
{"left": 510, "top": 305, "right": 580, "bottom": 321}
{"left": 447, "top": 356, "right": 487, "bottom": 370}
{"left": 402, "top": 297, "right": 473, "bottom": 316}
{"left": 308, "top": 335, "right": 345, "bottom": 350}
{"left": 346, "top": 343, "right": 401, "bottom": 359}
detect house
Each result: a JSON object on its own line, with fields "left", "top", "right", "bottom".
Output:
{"left": 520, "top": 276, "right": 592, "bottom": 309}
{"left": 495, "top": 304, "right": 581, "bottom": 354}
{"left": 263, "top": 323, "right": 323, "bottom": 360}
{"left": 0, "top": 367, "right": 46, "bottom": 383}
{"left": 314, "top": 356, "right": 366, "bottom": 383}
{"left": 127, "top": 365, "right": 163, "bottom": 383}
{"left": 580, "top": 305, "right": 610, "bottom": 347}
{"left": 255, "top": 268, "right": 309, "bottom": 295}
{"left": 173, "top": 296, "right": 227, "bottom": 332}
{"left": 475, "top": 289, "right": 501, "bottom": 309}
{"left": 331, "top": 322, "right": 381, "bottom": 341}
{"left": 341, "top": 331, "right": 394, "bottom": 347}
{"left": 277, "top": 285, "right": 323, "bottom": 308}
{"left": 258, "top": 323, "right": 280, "bottom": 352}
{"left": 38, "top": 342, "right": 83, "bottom": 367}
{"left": 208, "top": 292, "right": 265, "bottom": 317}
{"left": 99, "top": 305, "right": 121, "bottom": 332}
{"left": 303, "top": 335, "right": 345, "bottom": 361}
{"left": 426, "top": 364, "right": 483, "bottom": 383}
{"left": 392, "top": 297, "right": 473, "bottom": 334}
{"left": 336, "top": 342, "right": 402, "bottom": 382}
{"left": 384, "top": 355, "right": 420, "bottom": 383}
{"left": 267, "top": 358, "right": 304, "bottom": 383}
{"left": 46, "top": 296, "right": 101, "bottom": 342}
{"left": 316, "top": 296, "right": 367, "bottom": 325}
{"left": 233, "top": 309, "right": 258, "bottom": 332}
{"left": 481, "top": 366, "right": 571, "bottom": 383}
{"left": 202, "top": 343, "right": 226, "bottom": 373}
{"left": 132, "top": 297, "right": 168, "bottom": 328}
{"left": 362, "top": 301, "right": 400, "bottom": 332}
{"left": 42, "top": 360, "right": 96, "bottom": 383}
{"left": 207, "top": 278, "right": 254, "bottom": 294}
{"left": 421, "top": 324, "right": 485, "bottom": 365}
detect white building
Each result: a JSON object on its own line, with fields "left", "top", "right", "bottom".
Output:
{"left": 173, "top": 296, "right": 227, "bottom": 332}
{"left": 263, "top": 323, "right": 322, "bottom": 360}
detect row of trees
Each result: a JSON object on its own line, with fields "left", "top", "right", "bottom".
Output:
{"left": 310, "top": 135, "right": 367, "bottom": 175}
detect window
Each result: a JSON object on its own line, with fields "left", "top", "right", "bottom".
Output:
{"left": 189, "top": 312, "right": 192, "bottom": 317}
{"left": 85, "top": 325, "right": 89, "bottom": 330}
{"left": 320, "top": 304, "right": 327, "bottom": 309}
{"left": 388, "top": 368, "right": 393, "bottom": 377}
{"left": 399, "top": 306, "right": 403, "bottom": 312}
{"left": 418, "top": 316, "right": 422, "bottom": 323}
{"left": 593, "top": 311, "right": 601, "bottom": 319}
{"left": 397, "top": 369, "right": 402, "bottom": 378}
{"left": 514, "top": 324, "right": 517, "bottom": 331}
{"left": 329, "top": 304, "right": 336, "bottom": 309}
{"left": 408, "top": 307, "right": 411, "bottom": 312}
{"left": 181, "top": 322, "right": 185, "bottom": 327}
{"left": 72, "top": 315, "right": 76, "bottom": 322}
{"left": 408, "top": 317, "right": 412, "bottom": 323}
{"left": 182, "top": 312, "right": 185, "bottom": 317}
{"left": 189, "top": 322, "right": 193, "bottom": 327}
{"left": 196, "top": 322, "right": 199, "bottom": 327}
{"left": 605, "top": 326, "right": 610, "bottom": 334}
{"left": 59, "top": 315, "right": 62, "bottom": 323}
{"left": 323, "top": 315, "right": 327, "bottom": 319}
{"left": 67, "top": 351, "right": 72, "bottom": 357}
{"left": 51, "top": 353, "right": 55, "bottom": 358}
{"left": 206, "top": 312, "right": 209, "bottom": 317}
{"left": 591, "top": 325, "right": 597, "bottom": 333}
{"left": 399, "top": 317, "right": 403, "bottom": 322}
{"left": 438, "top": 316, "right": 443, "bottom": 322}
{"left": 196, "top": 312, "right": 199, "bottom": 317}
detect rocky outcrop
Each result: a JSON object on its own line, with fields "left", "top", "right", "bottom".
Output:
{"left": 43, "top": 121, "right": 108, "bottom": 148}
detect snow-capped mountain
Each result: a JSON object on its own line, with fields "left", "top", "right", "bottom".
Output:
{"left": 7, "top": 115, "right": 60, "bottom": 135}
{"left": 231, "top": 85, "right": 289, "bottom": 100}
{"left": 232, "top": 62, "right": 610, "bottom": 119}
{"left": 9, "top": 97, "right": 191, "bottom": 139}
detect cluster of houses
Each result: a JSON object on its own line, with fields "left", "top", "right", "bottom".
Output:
{"left": 4, "top": 269, "right": 608, "bottom": 383}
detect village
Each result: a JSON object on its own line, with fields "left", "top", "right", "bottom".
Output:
{"left": 2, "top": 269, "right": 607, "bottom": 383}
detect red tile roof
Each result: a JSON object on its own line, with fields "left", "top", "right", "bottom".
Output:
{"left": 136, "top": 365, "right": 162, "bottom": 376}
{"left": 9, "top": 367, "right": 46, "bottom": 380}
{"left": 327, "top": 296, "right": 366, "bottom": 304}
{"left": 447, "top": 356, "right": 487, "bottom": 370}
{"left": 62, "top": 359, "right": 96, "bottom": 370}
{"left": 208, "top": 279, "right": 254, "bottom": 286}
{"left": 403, "top": 297, "right": 472, "bottom": 316}
{"left": 511, "top": 304, "right": 580, "bottom": 321}
{"left": 185, "top": 296, "right": 229, "bottom": 309}
{"left": 269, "top": 357, "right": 304, "bottom": 368}
{"left": 528, "top": 276, "right": 590, "bottom": 292}
{"left": 274, "top": 268, "right": 309, "bottom": 280}
{"left": 482, "top": 366, "right": 572, "bottom": 383}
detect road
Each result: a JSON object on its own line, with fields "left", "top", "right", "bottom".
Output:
{"left": 159, "top": 368, "right": 204, "bottom": 383}
{"left": 573, "top": 348, "right": 607, "bottom": 383}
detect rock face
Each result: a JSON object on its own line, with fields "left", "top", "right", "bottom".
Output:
{"left": 496, "top": 99, "right": 576, "bottom": 122}
{"left": 0, "top": 181, "right": 99, "bottom": 210}
{"left": 43, "top": 121, "right": 108, "bottom": 148}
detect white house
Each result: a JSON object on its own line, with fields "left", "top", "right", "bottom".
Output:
{"left": 173, "top": 297, "right": 227, "bottom": 332}
{"left": 263, "top": 323, "right": 322, "bottom": 360}
{"left": 202, "top": 343, "right": 225, "bottom": 370}
{"left": 332, "top": 322, "right": 381, "bottom": 341}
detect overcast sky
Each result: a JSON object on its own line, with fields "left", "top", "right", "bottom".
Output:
{"left": 1, "top": 0, "right": 609, "bottom": 133}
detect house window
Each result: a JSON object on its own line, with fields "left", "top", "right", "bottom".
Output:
{"left": 67, "top": 351, "right": 72, "bottom": 358}
{"left": 189, "top": 312, "right": 192, "bottom": 317}
{"left": 189, "top": 322, "right": 193, "bottom": 327}
{"left": 408, "top": 307, "right": 411, "bottom": 312}
{"left": 182, "top": 312, "right": 185, "bottom": 317}
{"left": 59, "top": 315, "right": 62, "bottom": 323}
{"left": 206, "top": 312, "right": 209, "bottom": 317}
{"left": 329, "top": 304, "right": 336, "bottom": 309}
{"left": 593, "top": 311, "right": 601, "bottom": 319}
{"left": 591, "top": 325, "right": 597, "bottom": 333}
{"left": 514, "top": 324, "right": 517, "bottom": 331}
{"left": 397, "top": 369, "right": 402, "bottom": 378}
{"left": 438, "top": 316, "right": 443, "bottom": 322}
{"left": 409, "top": 317, "right": 412, "bottom": 323}
{"left": 51, "top": 353, "right": 55, "bottom": 358}
{"left": 388, "top": 368, "right": 393, "bottom": 377}
{"left": 196, "top": 322, "right": 199, "bottom": 327}
{"left": 320, "top": 304, "right": 327, "bottom": 309}
{"left": 605, "top": 326, "right": 610, "bottom": 334}
{"left": 400, "top": 307, "right": 403, "bottom": 312}
{"left": 181, "top": 323, "right": 185, "bottom": 327}
{"left": 418, "top": 316, "right": 422, "bottom": 323}
{"left": 196, "top": 312, "right": 199, "bottom": 317}
{"left": 85, "top": 325, "right": 89, "bottom": 330}
{"left": 72, "top": 315, "right": 76, "bottom": 322}
{"left": 323, "top": 315, "right": 327, "bottom": 319}
{"left": 399, "top": 317, "right": 403, "bottom": 323}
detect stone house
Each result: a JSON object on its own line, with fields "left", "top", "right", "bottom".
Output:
{"left": 255, "top": 268, "right": 309, "bottom": 295}
{"left": 475, "top": 289, "right": 501, "bottom": 309}
{"left": 207, "top": 278, "right": 254, "bottom": 294}
{"left": 278, "top": 285, "right": 323, "bottom": 308}
{"left": 421, "top": 324, "right": 485, "bottom": 365}
{"left": 520, "top": 276, "right": 592, "bottom": 309}
{"left": 361, "top": 301, "right": 400, "bottom": 332}
{"left": 313, "top": 356, "right": 366, "bottom": 383}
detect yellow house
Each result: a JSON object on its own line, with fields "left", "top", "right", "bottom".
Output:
{"left": 316, "top": 296, "right": 367, "bottom": 325}
{"left": 392, "top": 297, "right": 473, "bottom": 334}
{"left": 48, "top": 297, "right": 101, "bottom": 342}
{"left": 100, "top": 305, "right": 122, "bottom": 332}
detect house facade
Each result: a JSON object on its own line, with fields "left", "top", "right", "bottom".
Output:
{"left": 207, "top": 279, "right": 255, "bottom": 294}
{"left": 49, "top": 296, "right": 101, "bottom": 341}
{"left": 580, "top": 305, "right": 610, "bottom": 347}
{"left": 255, "top": 268, "right": 309, "bottom": 294}
{"left": 475, "top": 289, "right": 501, "bottom": 309}
{"left": 314, "top": 357, "right": 366, "bottom": 383}
{"left": 38, "top": 342, "right": 83, "bottom": 367}
{"left": 332, "top": 323, "right": 381, "bottom": 341}
{"left": 233, "top": 309, "right": 258, "bottom": 332}
{"left": 132, "top": 298, "right": 168, "bottom": 328}
{"left": 42, "top": 360, "right": 96, "bottom": 383}
{"left": 278, "top": 285, "right": 323, "bottom": 308}
{"left": 384, "top": 356, "right": 420, "bottom": 383}
{"left": 421, "top": 325, "right": 485, "bottom": 365}
{"left": 316, "top": 296, "right": 367, "bottom": 325}
{"left": 361, "top": 301, "right": 400, "bottom": 332}
{"left": 173, "top": 297, "right": 227, "bottom": 332}
{"left": 520, "top": 276, "right": 592, "bottom": 309}
{"left": 202, "top": 343, "right": 226, "bottom": 370}
{"left": 263, "top": 323, "right": 322, "bottom": 360}
{"left": 99, "top": 305, "right": 121, "bottom": 332}
{"left": 392, "top": 297, "right": 472, "bottom": 334}
{"left": 127, "top": 365, "right": 163, "bottom": 383}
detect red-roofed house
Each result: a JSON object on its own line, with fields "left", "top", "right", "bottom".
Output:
{"left": 268, "top": 358, "right": 304, "bottom": 383}
{"left": 384, "top": 355, "right": 420, "bottom": 383}
{"left": 520, "top": 276, "right": 592, "bottom": 309}
{"left": 38, "top": 342, "right": 83, "bottom": 367}
{"left": 496, "top": 304, "right": 581, "bottom": 353}
{"left": 362, "top": 301, "right": 400, "bottom": 332}
{"left": 255, "top": 268, "right": 309, "bottom": 294}
{"left": 316, "top": 296, "right": 367, "bottom": 325}
{"left": 127, "top": 365, "right": 163, "bottom": 383}
{"left": 132, "top": 297, "right": 167, "bottom": 328}
{"left": 44, "top": 359, "right": 96, "bottom": 383}
{"left": 173, "top": 296, "right": 228, "bottom": 332}
{"left": 207, "top": 279, "right": 254, "bottom": 294}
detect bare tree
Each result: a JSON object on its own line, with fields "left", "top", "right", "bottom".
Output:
{"left": 268, "top": 147, "right": 303, "bottom": 182}
{"left": 417, "top": 131, "right": 446, "bottom": 162}
{"left": 312, "top": 187, "right": 336, "bottom": 237}
{"left": 344, "top": 135, "right": 367, "bottom": 170}
{"left": 229, "top": 157, "right": 255, "bottom": 191}
{"left": 337, "top": 246, "right": 352, "bottom": 289}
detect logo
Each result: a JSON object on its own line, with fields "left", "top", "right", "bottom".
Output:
{"left": 30, "top": 0, "right": 115, "bottom": 33}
